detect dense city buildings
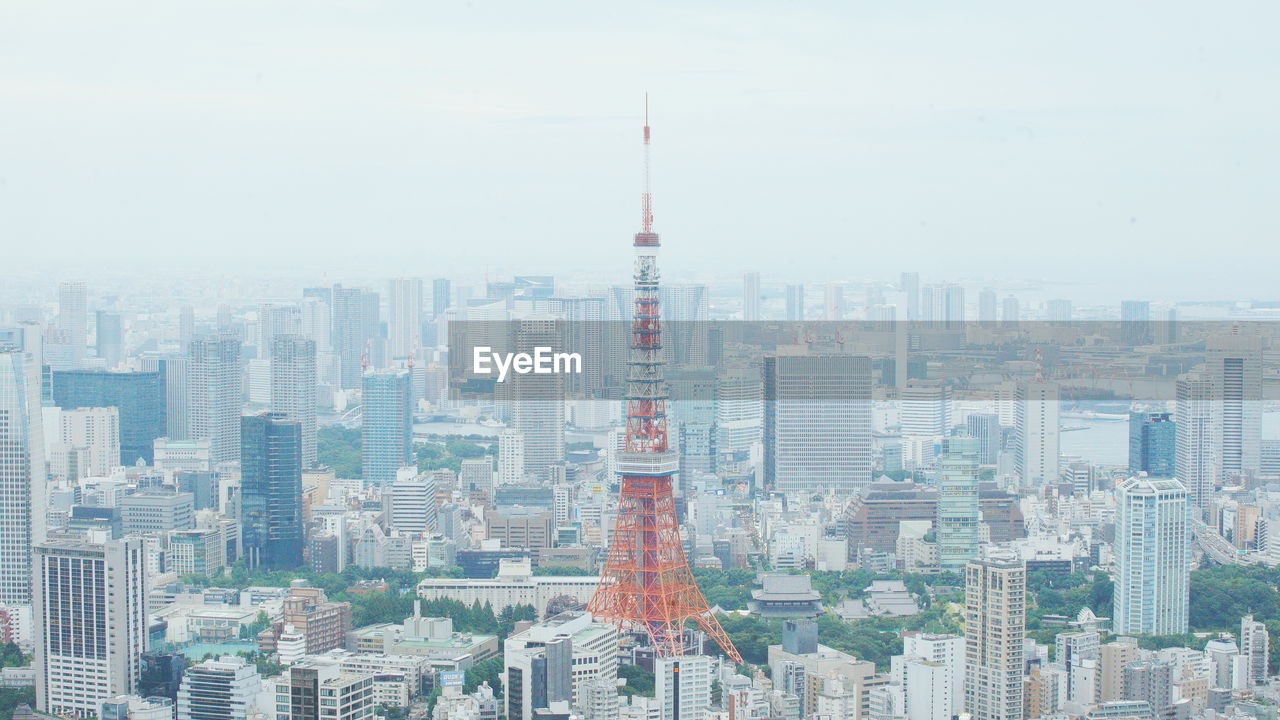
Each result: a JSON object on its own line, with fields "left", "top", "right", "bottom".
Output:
{"left": 51, "top": 368, "right": 165, "bottom": 465}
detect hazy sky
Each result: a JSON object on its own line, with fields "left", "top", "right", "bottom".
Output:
{"left": 2, "top": 2, "right": 1277, "bottom": 299}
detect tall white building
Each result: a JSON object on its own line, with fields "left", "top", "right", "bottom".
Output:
{"left": 503, "top": 610, "right": 618, "bottom": 711}
{"left": 271, "top": 334, "right": 318, "bottom": 467}
{"left": 655, "top": 655, "right": 713, "bottom": 720}
{"left": 1112, "top": 477, "right": 1190, "bottom": 636}
{"left": 764, "top": 354, "right": 873, "bottom": 496}
{"left": 187, "top": 335, "right": 243, "bottom": 464}
{"left": 1015, "top": 378, "right": 1059, "bottom": 487}
{"left": 1240, "top": 615, "right": 1269, "bottom": 686}
{"left": 58, "top": 280, "right": 88, "bottom": 365}
{"left": 964, "top": 555, "right": 1025, "bottom": 720}
{"left": 50, "top": 406, "right": 120, "bottom": 479}
{"left": 1176, "top": 373, "right": 1216, "bottom": 514}
{"left": 34, "top": 536, "right": 148, "bottom": 717}
{"left": 743, "top": 272, "right": 761, "bottom": 321}
{"left": 900, "top": 381, "right": 950, "bottom": 438}
{"left": 497, "top": 429, "right": 526, "bottom": 486}
{"left": 0, "top": 324, "right": 47, "bottom": 605}
{"left": 388, "top": 470, "right": 438, "bottom": 537}
{"left": 510, "top": 317, "right": 564, "bottom": 479}
{"left": 903, "top": 656, "right": 953, "bottom": 720}
{"left": 902, "top": 633, "right": 964, "bottom": 715}
{"left": 387, "top": 277, "right": 423, "bottom": 362}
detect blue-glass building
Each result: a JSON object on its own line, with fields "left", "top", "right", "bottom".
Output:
{"left": 51, "top": 369, "right": 165, "bottom": 465}
{"left": 1128, "top": 411, "right": 1175, "bottom": 477}
{"left": 240, "top": 412, "right": 303, "bottom": 569}
{"left": 362, "top": 368, "right": 413, "bottom": 485}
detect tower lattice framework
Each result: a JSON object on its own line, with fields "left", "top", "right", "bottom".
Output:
{"left": 585, "top": 99, "right": 743, "bottom": 664}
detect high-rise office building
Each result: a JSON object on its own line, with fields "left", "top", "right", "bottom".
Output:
{"left": 54, "top": 406, "right": 120, "bottom": 479}
{"left": 937, "top": 437, "right": 981, "bottom": 571}
{"left": 785, "top": 284, "right": 805, "bottom": 321}
{"left": 655, "top": 655, "right": 714, "bottom": 720}
{"left": 178, "top": 306, "right": 195, "bottom": 352}
{"left": 1113, "top": 477, "right": 1190, "bottom": 636}
{"left": 387, "top": 277, "right": 422, "bottom": 362}
{"left": 1120, "top": 301, "right": 1152, "bottom": 346}
{"left": 978, "top": 288, "right": 997, "bottom": 325}
{"left": 965, "top": 413, "right": 1001, "bottom": 466}
{"left": 547, "top": 296, "right": 606, "bottom": 398}
{"left": 432, "top": 278, "right": 452, "bottom": 320}
{"left": 388, "top": 472, "right": 438, "bottom": 536}
{"left": 764, "top": 354, "right": 873, "bottom": 495}
{"left": 1015, "top": 377, "right": 1059, "bottom": 487}
{"left": 504, "top": 635, "right": 572, "bottom": 720}
{"left": 277, "top": 663, "right": 373, "bottom": 720}
{"left": 187, "top": 335, "right": 242, "bottom": 464}
{"left": 1207, "top": 332, "right": 1263, "bottom": 480}
{"left": 58, "top": 280, "right": 88, "bottom": 365}
{"left": 901, "top": 381, "right": 950, "bottom": 437}
{"left": 240, "top": 413, "right": 304, "bottom": 568}
{"left": 1046, "top": 299, "right": 1072, "bottom": 322}
{"left": 963, "top": 555, "right": 1025, "bottom": 720}
{"left": 177, "top": 656, "right": 263, "bottom": 720}
{"left": 900, "top": 272, "right": 920, "bottom": 321}
{"left": 95, "top": 310, "right": 124, "bottom": 368}
{"left": 1175, "top": 373, "right": 1215, "bottom": 513}
{"left": 34, "top": 536, "right": 148, "bottom": 717}
{"left": 743, "top": 272, "right": 761, "bottom": 321}
{"left": 332, "top": 285, "right": 380, "bottom": 389}
{"left": 1128, "top": 411, "right": 1175, "bottom": 478}
{"left": 257, "top": 302, "right": 302, "bottom": 352}
{"left": 52, "top": 368, "right": 165, "bottom": 466}
{"left": 361, "top": 368, "right": 413, "bottom": 485}
{"left": 270, "top": 335, "right": 318, "bottom": 467}
{"left": 0, "top": 324, "right": 47, "bottom": 605}
{"left": 823, "top": 283, "right": 844, "bottom": 321}
{"left": 140, "top": 355, "right": 189, "bottom": 441}
{"left": 511, "top": 318, "right": 565, "bottom": 479}
{"left": 1000, "top": 296, "right": 1019, "bottom": 326}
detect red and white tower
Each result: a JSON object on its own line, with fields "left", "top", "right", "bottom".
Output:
{"left": 586, "top": 99, "right": 742, "bottom": 663}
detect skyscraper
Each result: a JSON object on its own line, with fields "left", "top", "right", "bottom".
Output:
{"left": 510, "top": 317, "right": 565, "bottom": 479}
{"left": 52, "top": 368, "right": 165, "bottom": 466}
{"left": 1207, "top": 332, "right": 1263, "bottom": 480}
{"left": 965, "top": 413, "right": 1001, "bottom": 466}
{"left": 58, "top": 280, "right": 88, "bottom": 365}
{"left": 1128, "top": 411, "right": 1175, "bottom": 478}
{"left": 387, "top": 277, "right": 422, "bottom": 362}
{"left": 963, "top": 555, "right": 1025, "bottom": 720}
{"left": 978, "top": 288, "right": 997, "bottom": 325}
{"left": 743, "top": 272, "right": 761, "bottom": 321}
{"left": 187, "top": 335, "right": 242, "bottom": 464}
{"left": 432, "top": 278, "right": 452, "bottom": 320}
{"left": 34, "top": 536, "right": 148, "bottom": 716}
{"left": 270, "top": 335, "right": 318, "bottom": 467}
{"left": 0, "top": 324, "right": 47, "bottom": 605}
{"left": 764, "top": 354, "right": 873, "bottom": 495}
{"left": 785, "top": 284, "right": 805, "bottom": 321}
{"left": 1046, "top": 299, "right": 1072, "bottom": 322}
{"left": 900, "top": 272, "right": 920, "bottom": 321}
{"left": 937, "top": 437, "right": 980, "bottom": 571}
{"left": 1175, "top": 373, "right": 1215, "bottom": 513}
{"left": 361, "top": 368, "right": 413, "bottom": 485}
{"left": 1120, "top": 300, "right": 1152, "bottom": 345}
{"left": 823, "top": 283, "right": 844, "bottom": 321}
{"left": 95, "top": 310, "right": 124, "bottom": 368}
{"left": 1113, "top": 477, "right": 1190, "bottom": 636}
{"left": 1014, "top": 376, "right": 1059, "bottom": 487}
{"left": 240, "top": 412, "right": 304, "bottom": 568}
{"left": 332, "top": 285, "right": 380, "bottom": 389}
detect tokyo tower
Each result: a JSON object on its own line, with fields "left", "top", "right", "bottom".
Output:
{"left": 585, "top": 99, "right": 743, "bottom": 664}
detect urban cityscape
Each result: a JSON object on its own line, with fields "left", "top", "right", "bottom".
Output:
{"left": 3, "top": 4, "right": 1279, "bottom": 720}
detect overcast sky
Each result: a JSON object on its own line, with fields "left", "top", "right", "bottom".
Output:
{"left": 2, "top": 1, "right": 1277, "bottom": 300}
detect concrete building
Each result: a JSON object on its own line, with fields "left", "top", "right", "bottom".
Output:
{"left": 655, "top": 655, "right": 713, "bottom": 720}
{"left": 416, "top": 558, "right": 597, "bottom": 616}
{"left": 1113, "top": 478, "right": 1190, "bottom": 636}
{"left": 176, "top": 655, "right": 263, "bottom": 720}
{"left": 503, "top": 611, "right": 618, "bottom": 713}
{"left": 963, "top": 555, "right": 1026, "bottom": 720}
{"left": 34, "top": 537, "right": 148, "bottom": 717}
{"left": 260, "top": 585, "right": 352, "bottom": 656}
{"left": 119, "top": 490, "right": 195, "bottom": 534}
{"left": 388, "top": 471, "right": 439, "bottom": 537}
{"left": 1015, "top": 378, "right": 1060, "bottom": 487}
{"left": 0, "top": 324, "right": 48, "bottom": 606}
{"left": 277, "top": 662, "right": 375, "bottom": 720}
{"left": 271, "top": 334, "right": 319, "bottom": 468}
{"left": 187, "top": 335, "right": 242, "bottom": 464}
